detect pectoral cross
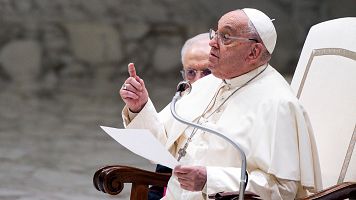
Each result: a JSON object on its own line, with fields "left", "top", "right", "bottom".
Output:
{"left": 177, "top": 148, "right": 186, "bottom": 161}
{"left": 177, "top": 141, "right": 190, "bottom": 161}
{"left": 177, "top": 128, "right": 198, "bottom": 161}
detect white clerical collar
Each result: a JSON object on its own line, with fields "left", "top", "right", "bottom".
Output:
{"left": 223, "top": 64, "right": 268, "bottom": 89}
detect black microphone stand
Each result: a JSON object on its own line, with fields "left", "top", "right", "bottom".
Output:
{"left": 170, "top": 81, "right": 248, "bottom": 200}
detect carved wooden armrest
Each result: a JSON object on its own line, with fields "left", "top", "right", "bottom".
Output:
{"left": 299, "top": 182, "right": 356, "bottom": 200}
{"left": 93, "top": 165, "right": 171, "bottom": 199}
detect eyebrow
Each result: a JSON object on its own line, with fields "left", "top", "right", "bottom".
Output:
{"left": 221, "top": 25, "right": 243, "bottom": 35}
{"left": 220, "top": 25, "right": 234, "bottom": 32}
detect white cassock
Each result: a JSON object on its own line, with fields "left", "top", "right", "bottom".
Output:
{"left": 122, "top": 64, "right": 322, "bottom": 200}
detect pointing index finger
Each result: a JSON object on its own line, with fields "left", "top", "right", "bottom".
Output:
{"left": 128, "top": 63, "right": 137, "bottom": 78}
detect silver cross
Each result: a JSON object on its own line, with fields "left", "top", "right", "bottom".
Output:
{"left": 177, "top": 147, "right": 186, "bottom": 161}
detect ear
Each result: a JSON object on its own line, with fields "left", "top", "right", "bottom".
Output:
{"left": 248, "top": 43, "right": 263, "bottom": 60}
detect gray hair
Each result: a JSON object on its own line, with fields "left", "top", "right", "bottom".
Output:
{"left": 236, "top": 8, "right": 271, "bottom": 62}
{"left": 245, "top": 18, "right": 271, "bottom": 62}
{"left": 181, "top": 33, "right": 210, "bottom": 63}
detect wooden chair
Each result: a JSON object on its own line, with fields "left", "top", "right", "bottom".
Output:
{"left": 93, "top": 165, "right": 170, "bottom": 199}
{"left": 93, "top": 17, "right": 356, "bottom": 200}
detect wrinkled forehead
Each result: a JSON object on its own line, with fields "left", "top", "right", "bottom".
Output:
{"left": 217, "top": 10, "right": 249, "bottom": 32}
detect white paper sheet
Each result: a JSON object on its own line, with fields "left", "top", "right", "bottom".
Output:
{"left": 100, "top": 126, "right": 179, "bottom": 169}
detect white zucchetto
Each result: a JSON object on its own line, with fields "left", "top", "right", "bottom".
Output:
{"left": 242, "top": 8, "right": 277, "bottom": 54}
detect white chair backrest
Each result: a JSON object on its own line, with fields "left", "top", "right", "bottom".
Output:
{"left": 290, "top": 17, "right": 356, "bottom": 189}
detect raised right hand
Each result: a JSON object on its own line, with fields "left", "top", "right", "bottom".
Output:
{"left": 119, "top": 63, "right": 148, "bottom": 113}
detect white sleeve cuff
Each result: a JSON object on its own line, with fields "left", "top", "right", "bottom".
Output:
{"left": 128, "top": 108, "right": 138, "bottom": 121}
{"left": 206, "top": 166, "right": 241, "bottom": 195}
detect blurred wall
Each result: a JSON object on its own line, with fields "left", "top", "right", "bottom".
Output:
{"left": 0, "top": 0, "right": 355, "bottom": 94}
{"left": 0, "top": 2, "right": 355, "bottom": 199}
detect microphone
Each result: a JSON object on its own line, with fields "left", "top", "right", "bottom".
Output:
{"left": 170, "top": 81, "right": 248, "bottom": 200}
{"left": 176, "top": 80, "right": 192, "bottom": 95}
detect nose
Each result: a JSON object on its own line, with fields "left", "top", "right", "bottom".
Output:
{"left": 209, "top": 37, "right": 218, "bottom": 48}
{"left": 196, "top": 71, "right": 204, "bottom": 79}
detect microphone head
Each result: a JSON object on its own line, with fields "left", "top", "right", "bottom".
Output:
{"left": 176, "top": 81, "right": 192, "bottom": 95}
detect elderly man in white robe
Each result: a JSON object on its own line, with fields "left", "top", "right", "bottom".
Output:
{"left": 119, "top": 8, "right": 322, "bottom": 200}
{"left": 149, "top": 32, "right": 211, "bottom": 200}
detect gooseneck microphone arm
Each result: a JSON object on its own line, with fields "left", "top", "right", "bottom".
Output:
{"left": 170, "top": 81, "right": 247, "bottom": 200}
